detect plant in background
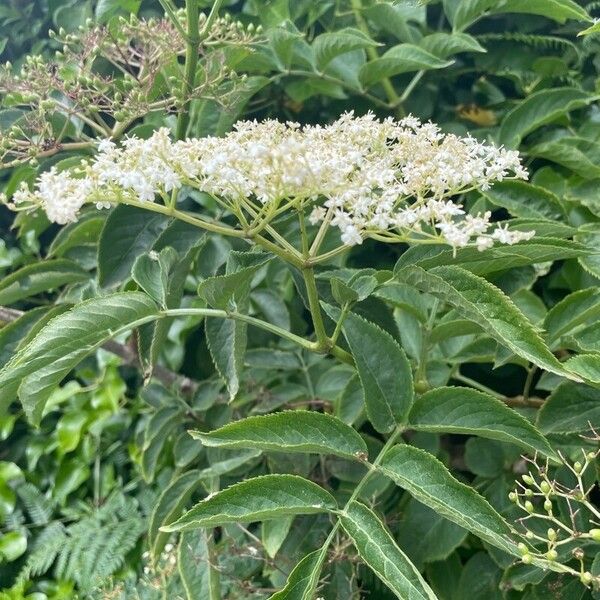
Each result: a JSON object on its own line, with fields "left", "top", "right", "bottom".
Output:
{"left": 3, "top": 0, "right": 600, "bottom": 598}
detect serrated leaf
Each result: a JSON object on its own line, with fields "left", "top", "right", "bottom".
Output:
{"left": 191, "top": 411, "right": 368, "bottom": 460}
{"left": 377, "top": 445, "right": 516, "bottom": 555}
{"left": 395, "top": 266, "right": 574, "bottom": 380}
{"left": 0, "top": 259, "right": 89, "bottom": 305}
{"left": 339, "top": 501, "right": 438, "bottom": 600}
{"left": 0, "top": 292, "right": 159, "bottom": 422}
{"left": 408, "top": 387, "right": 557, "bottom": 459}
{"left": 98, "top": 205, "right": 169, "bottom": 288}
{"left": 394, "top": 238, "right": 586, "bottom": 275}
{"left": 359, "top": 44, "right": 453, "bottom": 88}
{"left": 564, "top": 354, "right": 600, "bottom": 385}
{"left": 481, "top": 181, "right": 566, "bottom": 221}
{"left": 162, "top": 475, "right": 337, "bottom": 532}
{"left": 313, "top": 28, "right": 378, "bottom": 70}
{"left": 538, "top": 382, "right": 600, "bottom": 433}
{"left": 498, "top": 88, "right": 592, "bottom": 148}
{"left": 327, "top": 307, "right": 413, "bottom": 433}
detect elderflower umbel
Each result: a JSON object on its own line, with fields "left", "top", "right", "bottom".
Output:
{"left": 1, "top": 112, "right": 534, "bottom": 250}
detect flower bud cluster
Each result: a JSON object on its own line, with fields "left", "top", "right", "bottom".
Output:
{"left": 3, "top": 113, "right": 533, "bottom": 252}
{"left": 510, "top": 449, "right": 600, "bottom": 589}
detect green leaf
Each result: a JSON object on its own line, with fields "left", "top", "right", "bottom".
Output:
{"left": 313, "top": 28, "right": 379, "bottom": 70}
{"left": 205, "top": 317, "right": 246, "bottom": 400}
{"left": 544, "top": 288, "right": 600, "bottom": 343}
{"left": 0, "top": 259, "right": 89, "bottom": 305}
{"left": 150, "top": 470, "right": 204, "bottom": 561}
{"left": 419, "top": 32, "right": 485, "bottom": 59}
{"left": 95, "top": 0, "right": 140, "bottom": 22}
{"left": 395, "top": 238, "right": 586, "bottom": 275}
{"left": 141, "top": 406, "right": 182, "bottom": 482}
{"left": 132, "top": 247, "right": 179, "bottom": 307}
{"left": 408, "top": 387, "right": 557, "bottom": 459}
{"left": 0, "top": 292, "right": 159, "bottom": 422}
{"left": 262, "top": 517, "right": 294, "bottom": 559}
{"left": 540, "top": 383, "right": 600, "bottom": 433}
{"left": 498, "top": 88, "right": 592, "bottom": 148}
{"left": 397, "top": 499, "right": 467, "bottom": 569}
{"left": 359, "top": 44, "right": 453, "bottom": 88}
{"left": 528, "top": 138, "right": 600, "bottom": 180}
{"left": 0, "top": 531, "right": 27, "bottom": 562}
{"left": 563, "top": 354, "right": 600, "bottom": 385}
{"left": 481, "top": 181, "right": 566, "bottom": 221}
{"left": 335, "top": 309, "right": 414, "bottom": 433}
{"left": 377, "top": 445, "right": 516, "bottom": 555}
{"left": 339, "top": 501, "right": 438, "bottom": 600}
{"left": 494, "top": 0, "right": 591, "bottom": 23}
{"left": 162, "top": 475, "right": 337, "bottom": 532}
{"left": 443, "top": 0, "right": 498, "bottom": 31}
{"left": 191, "top": 410, "right": 368, "bottom": 460}
{"left": 198, "top": 255, "right": 271, "bottom": 310}
{"left": 269, "top": 549, "right": 324, "bottom": 600}
{"left": 0, "top": 306, "right": 68, "bottom": 369}
{"left": 395, "top": 266, "right": 572, "bottom": 379}
{"left": 178, "top": 530, "right": 218, "bottom": 600}
{"left": 98, "top": 205, "right": 170, "bottom": 288}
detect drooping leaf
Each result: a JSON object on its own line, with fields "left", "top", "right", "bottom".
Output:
{"left": 330, "top": 307, "right": 414, "bottom": 433}
{"left": 0, "top": 292, "right": 159, "bottom": 422}
{"left": 339, "top": 501, "right": 438, "bottom": 600}
{"left": 443, "top": 0, "right": 499, "bottom": 31}
{"left": 394, "top": 266, "right": 573, "bottom": 379}
{"left": 377, "top": 445, "right": 517, "bottom": 555}
{"left": 162, "top": 475, "right": 337, "bottom": 532}
{"left": 0, "top": 259, "right": 89, "bottom": 305}
{"left": 408, "top": 387, "right": 557, "bottom": 459}
{"left": 191, "top": 410, "right": 368, "bottom": 460}
{"left": 498, "top": 88, "right": 592, "bottom": 148}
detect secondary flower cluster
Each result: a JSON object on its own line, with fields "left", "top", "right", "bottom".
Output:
{"left": 2, "top": 113, "right": 533, "bottom": 250}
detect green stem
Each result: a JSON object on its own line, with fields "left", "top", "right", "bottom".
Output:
{"left": 350, "top": 0, "right": 400, "bottom": 106}
{"left": 302, "top": 267, "right": 329, "bottom": 350}
{"left": 305, "top": 425, "right": 405, "bottom": 591}
{"left": 176, "top": 0, "right": 200, "bottom": 140}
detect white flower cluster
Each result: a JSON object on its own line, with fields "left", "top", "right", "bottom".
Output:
{"left": 2, "top": 112, "right": 533, "bottom": 250}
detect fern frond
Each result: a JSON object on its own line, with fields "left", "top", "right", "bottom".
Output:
{"left": 18, "top": 521, "right": 66, "bottom": 580}
{"left": 17, "top": 482, "right": 54, "bottom": 525}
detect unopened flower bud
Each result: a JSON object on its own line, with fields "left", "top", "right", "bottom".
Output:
{"left": 589, "top": 528, "right": 600, "bottom": 542}
{"left": 509, "top": 491, "right": 518, "bottom": 502}
{"left": 522, "top": 553, "right": 533, "bottom": 565}
{"left": 544, "top": 499, "right": 552, "bottom": 513}
{"left": 525, "top": 500, "right": 534, "bottom": 513}
{"left": 540, "top": 481, "right": 551, "bottom": 494}
{"left": 518, "top": 542, "right": 528, "bottom": 555}
{"left": 522, "top": 474, "right": 534, "bottom": 486}
{"left": 574, "top": 461, "right": 583, "bottom": 473}
{"left": 581, "top": 572, "right": 593, "bottom": 586}
{"left": 547, "top": 528, "right": 557, "bottom": 541}
{"left": 546, "top": 549, "right": 558, "bottom": 561}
